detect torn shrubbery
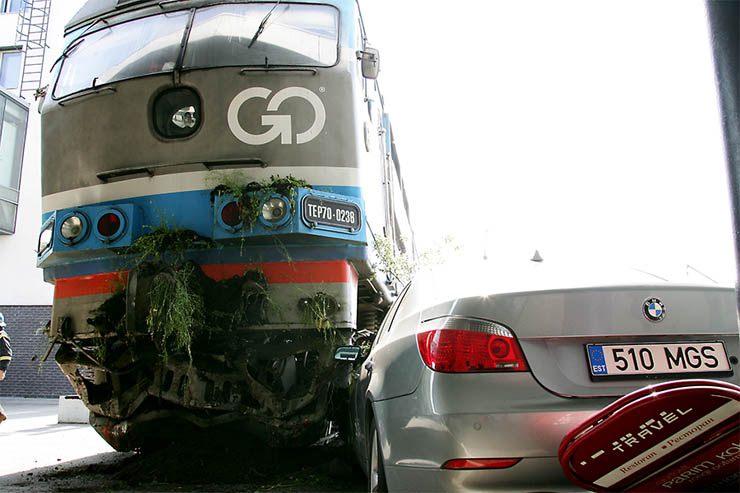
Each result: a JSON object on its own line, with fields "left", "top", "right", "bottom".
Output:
{"left": 208, "top": 268, "right": 271, "bottom": 328}
{"left": 126, "top": 228, "right": 214, "bottom": 266}
{"left": 208, "top": 173, "right": 310, "bottom": 229}
{"left": 374, "top": 234, "right": 459, "bottom": 285}
{"left": 146, "top": 261, "right": 207, "bottom": 360}
{"left": 87, "top": 290, "right": 126, "bottom": 335}
{"left": 299, "top": 292, "right": 340, "bottom": 338}
{"left": 87, "top": 261, "right": 271, "bottom": 362}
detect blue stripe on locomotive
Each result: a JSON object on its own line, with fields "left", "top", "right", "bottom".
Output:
{"left": 38, "top": 186, "right": 369, "bottom": 280}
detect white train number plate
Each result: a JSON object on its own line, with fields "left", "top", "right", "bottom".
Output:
{"left": 302, "top": 196, "right": 361, "bottom": 230}
{"left": 587, "top": 342, "right": 731, "bottom": 377}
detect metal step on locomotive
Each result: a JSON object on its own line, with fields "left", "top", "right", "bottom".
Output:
{"left": 36, "top": 0, "right": 413, "bottom": 451}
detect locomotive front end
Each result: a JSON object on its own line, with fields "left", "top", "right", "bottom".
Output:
{"left": 37, "top": 0, "right": 392, "bottom": 450}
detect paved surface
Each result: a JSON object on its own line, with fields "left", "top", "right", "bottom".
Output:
{"left": 0, "top": 397, "right": 364, "bottom": 492}
{"left": 0, "top": 397, "right": 115, "bottom": 478}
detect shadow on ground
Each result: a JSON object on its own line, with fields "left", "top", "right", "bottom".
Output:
{"left": 2, "top": 439, "right": 365, "bottom": 492}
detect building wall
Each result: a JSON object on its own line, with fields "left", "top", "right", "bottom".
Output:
{"left": 0, "top": 12, "right": 18, "bottom": 47}
{"left": 0, "top": 2, "right": 86, "bottom": 397}
{"left": 0, "top": 2, "right": 86, "bottom": 306}
{"left": 0, "top": 305, "right": 74, "bottom": 398}
{"left": 0, "top": 9, "right": 40, "bottom": 301}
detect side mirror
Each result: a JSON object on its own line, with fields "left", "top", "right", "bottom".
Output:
{"left": 334, "top": 345, "right": 362, "bottom": 362}
{"left": 35, "top": 85, "right": 48, "bottom": 114}
{"left": 357, "top": 48, "right": 380, "bottom": 79}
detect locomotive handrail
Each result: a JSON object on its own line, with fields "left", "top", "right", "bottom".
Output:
{"left": 96, "top": 158, "right": 268, "bottom": 183}
{"left": 240, "top": 67, "right": 318, "bottom": 75}
{"left": 97, "top": 166, "right": 155, "bottom": 182}
{"left": 57, "top": 86, "right": 116, "bottom": 106}
{"left": 203, "top": 158, "right": 268, "bottom": 169}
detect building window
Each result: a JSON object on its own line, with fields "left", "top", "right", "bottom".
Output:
{"left": 0, "top": 86, "right": 28, "bottom": 235}
{"left": 2, "top": 0, "right": 24, "bottom": 14}
{"left": 0, "top": 52, "right": 22, "bottom": 90}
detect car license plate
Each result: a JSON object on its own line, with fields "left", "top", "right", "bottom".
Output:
{"left": 302, "top": 196, "right": 361, "bottom": 230}
{"left": 587, "top": 342, "right": 731, "bottom": 377}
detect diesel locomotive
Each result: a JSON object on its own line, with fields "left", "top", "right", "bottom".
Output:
{"left": 36, "top": 0, "right": 412, "bottom": 450}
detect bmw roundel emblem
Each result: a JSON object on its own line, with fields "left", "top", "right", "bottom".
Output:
{"left": 643, "top": 297, "right": 666, "bottom": 322}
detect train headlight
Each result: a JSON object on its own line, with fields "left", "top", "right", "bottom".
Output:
{"left": 38, "top": 223, "right": 53, "bottom": 255}
{"left": 172, "top": 106, "right": 197, "bottom": 129}
{"left": 59, "top": 213, "right": 89, "bottom": 245}
{"left": 152, "top": 87, "right": 201, "bottom": 139}
{"left": 61, "top": 216, "right": 83, "bottom": 239}
{"left": 262, "top": 197, "right": 290, "bottom": 226}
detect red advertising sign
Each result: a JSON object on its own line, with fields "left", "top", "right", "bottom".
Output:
{"left": 559, "top": 380, "right": 740, "bottom": 492}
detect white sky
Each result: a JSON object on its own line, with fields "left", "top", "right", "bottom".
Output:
{"left": 361, "top": 0, "right": 736, "bottom": 284}
{"left": 53, "top": 0, "right": 737, "bottom": 284}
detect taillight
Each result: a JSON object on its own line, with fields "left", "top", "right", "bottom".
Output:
{"left": 417, "top": 317, "right": 528, "bottom": 373}
{"left": 441, "top": 458, "right": 521, "bottom": 470}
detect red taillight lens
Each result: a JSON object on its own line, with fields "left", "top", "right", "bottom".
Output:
{"left": 417, "top": 318, "right": 528, "bottom": 373}
{"left": 97, "top": 213, "right": 121, "bottom": 237}
{"left": 221, "top": 201, "right": 242, "bottom": 227}
{"left": 441, "top": 458, "right": 521, "bottom": 470}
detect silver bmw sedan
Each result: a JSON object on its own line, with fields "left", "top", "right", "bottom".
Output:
{"left": 340, "top": 261, "right": 740, "bottom": 492}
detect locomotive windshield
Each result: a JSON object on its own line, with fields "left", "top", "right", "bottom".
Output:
{"left": 53, "top": 3, "right": 339, "bottom": 99}
{"left": 54, "top": 10, "right": 189, "bottom": 98}
{"left": 183, "top": 4, "right": 339, "bottom": 69}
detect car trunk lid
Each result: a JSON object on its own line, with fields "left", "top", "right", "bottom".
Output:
{"left": 416, "top": 264, "right": 739, "bottom": 398}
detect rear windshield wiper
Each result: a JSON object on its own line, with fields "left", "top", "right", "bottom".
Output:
{"left": 247, "top": 0, "right": 281, "bottom": 49}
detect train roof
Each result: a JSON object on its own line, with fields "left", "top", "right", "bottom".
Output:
{"left": 67, "top": 0, "right": 356, "bottom": 33}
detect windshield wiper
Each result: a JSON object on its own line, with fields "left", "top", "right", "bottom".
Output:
{"left": 247, "top": 0, "right": 281, "bottom": 49}
{"left": 50, "top": 37, "right": 86, "bottom": 72}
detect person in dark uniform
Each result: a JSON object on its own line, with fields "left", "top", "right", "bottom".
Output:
{"left": 0, "top": 312, "right": 11, "bottom": 423}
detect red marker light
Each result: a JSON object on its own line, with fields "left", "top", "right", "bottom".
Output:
{"left": 97, "top": 212, "right": 121, "bottom": 237}
{"left": 221, "top": 201, "right": 243, "bottom": 227}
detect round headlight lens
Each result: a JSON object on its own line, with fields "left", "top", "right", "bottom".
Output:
{"left": 172, "top": 106, "right": 197, "bottom": 129}
{"left": 261, "top": 198, "right": 287, "bottom": 223}
{"left": 61, "top": 216, "right": 84, "bottom": 240}
{"left": 152, "top": 87, "right": 201, "bottom": 139}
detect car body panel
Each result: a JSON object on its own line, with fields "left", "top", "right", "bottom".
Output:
{"left": 520, "top": 332, "right": 738, "bottom": 398}
{"left": 348, "top": 262, "right": 740, "bottom": 491}
{"left": 374, "top": 373, "right": 614, "bottom": 467}
{"left": 414, "top": 264, "right": 738, "bottom": 398}
{"left": 385, "top": 458, "right": 587, "bottom": 493}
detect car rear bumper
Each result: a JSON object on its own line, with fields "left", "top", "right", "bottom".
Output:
{"left": 385, "top": 457, "right": 589, "bottom": 493}
{"left": 373, "top": 372, "right": 616, "bottom": 492}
